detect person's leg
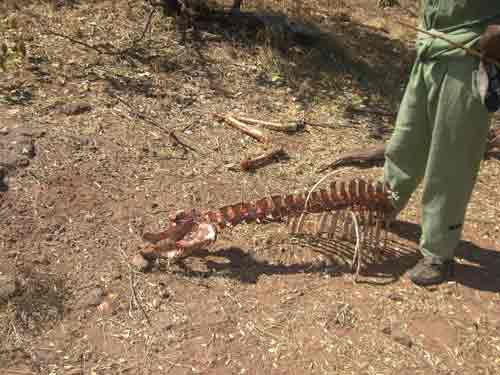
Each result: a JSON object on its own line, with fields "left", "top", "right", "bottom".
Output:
{"left": 384, "top": 62, "right": 432, "bottom": 216}
{"left": 409, "top": 57, "right": 491, "bottom": 286}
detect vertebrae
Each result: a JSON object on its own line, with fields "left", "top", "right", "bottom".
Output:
{"left": 139, "top": 178, "right": 395, "bottom": 266}
{"left": 194, "top": 178, "right": 393, "bottom": 229}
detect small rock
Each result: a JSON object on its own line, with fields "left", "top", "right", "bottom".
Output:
{"left": 159, "top": 289, "right": 170, "bottom": 299}
{"left": 152, "top": 298, "right": 161, "bottom": 309}
{"left": 17, "top": 158, "right": 30, "bottom": 167}
{"left": 387, "top": 292, "right": 404, "bottom": 302}
{"left": 61, "top": 102, "right": 92, "bottom": 116}
{"left": 84, "top": 213, "right": 95, "bottom": 222}
{"left": 38, "top": 254, "right": 51, "bottom": 265}
{"left": 19, "top": 142, "right": 35, "bottom": 158}
{"left": 252, "top": 237, "right": 261, "bottom": 247}
{"left": 156, "top": 312, "right": 175, "bottom": 330}
{"left": 32, "top": 348, "right": 59, "bottom": 365}
{"left": 79, "top": 287, "right": 104, "bottom": 308}
{"left": 131, "top": 253, "right": 151, "bottom": 272}
{"left": 0, "top": 169, "right": 6, "bottom": 191}
{"left": 6, "top": 250, "right": 18, "bottom": 258}
{"left": 382, "top": 324, "right": 413, "bottom": 348}
{"left": 97, "top": 299, "right": 113, "bottom": 314}
{"left": 0, "top": 275, "right": 17, "bottom": 302}
{"left": 225, "top": 163, "right": 239, "bottom": 172}
{"left": 392, "top": 332, "right": 413, "bottom": 348}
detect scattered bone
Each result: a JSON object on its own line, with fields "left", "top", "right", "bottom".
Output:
{"left": 240, "top": 147, "right": 286, "bottom": 171}
{"left": 214, "top": 113, "right": 269, "bottom": 143}
{"left": 131, "top": 253, "right": 151, "bottom": 272}
{"left": 233, "top": 115, "right": 299, "bottom": 133}
{"left": 319, "top": 128, "right": 500, "bottom": 172}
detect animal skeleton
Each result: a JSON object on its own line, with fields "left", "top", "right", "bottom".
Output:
{"left": 137, "top": 178, "right": 396, "bottom": 275}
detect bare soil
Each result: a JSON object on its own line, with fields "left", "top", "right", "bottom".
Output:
{"left": 1, "top": 1, "right": 499, "bottom": 374}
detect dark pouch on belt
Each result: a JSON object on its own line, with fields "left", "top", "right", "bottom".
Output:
{"left": 479, "top": 61, "right": 500, "bottom": 112}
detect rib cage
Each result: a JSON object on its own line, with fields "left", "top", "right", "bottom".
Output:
{"left": 140, "top": 178, "right": 395, "bottom": 274}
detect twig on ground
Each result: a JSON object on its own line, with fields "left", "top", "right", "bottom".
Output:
{"left": 32, "top": 4, "right": 157, "bottom": 56}
{"left": 214, "top": 113, "right": 269, "bottom": 143}
{"left": 130, "top": 266, "right": 152, "bottom": 326}
{"left": 44, "top": 28, "right": 106, "bottom": 54}
{"left": 111, "top": 94, "right": 199, "bottom": 154}
{"left": 168, "top": 132, "right": 199, "bottom": 153}
{"left": 240, "top": 147, "right": 286, "bottom": 171}
{"left": 118, "top": 243, "right": 153, "bottom": 327}
{"left": 135, "top": 7, "right": 157, "bottom": 44}
{"left": 162, "top": 358, "right": 198, "bottom": 373}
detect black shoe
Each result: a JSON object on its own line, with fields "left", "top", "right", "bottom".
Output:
{"left": 408, "top": 257, "right": 455, "bottom": 286}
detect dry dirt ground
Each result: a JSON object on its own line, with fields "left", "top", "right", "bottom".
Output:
{"left": 1, "top": 1, "right": 500, "bottom": 374}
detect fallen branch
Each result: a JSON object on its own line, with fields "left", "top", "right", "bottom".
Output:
{"left": 44, "top": 28, "right": 106, "bottom": 54}
{"left": 118, "top": 242, "right": 152, "bottom": 327}
{"left": 215, "top": 113, "right": 269, "bottom": 143}
{"left": 233, "top": 115, "right": 300, "bottom": 133}
{"left": 135, "top": 7, "right": 157, "bottom": 44}
{"left": 112, "top": 94, "right": 199, "bottom": 154}
{"left": 240, "top": 147, "right": 286, "bottom": 171}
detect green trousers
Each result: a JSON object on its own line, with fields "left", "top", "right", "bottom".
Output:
{"left": 384, "top": 56, "right": 491, "bottom": 261}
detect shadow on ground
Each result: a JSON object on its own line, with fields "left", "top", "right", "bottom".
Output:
{"left": 392, "top": 220, "right": 500, "bottom": 292}
{"left": 164, "top": 231, "right": 419, "bottom": 286}
{"left": 454, "top": 241, "right": 500, "bottom": 292}
{"left": 186, "top": 8, "right": 414, "bottom": 111}
{"left": 96, "top": 5, "right": 414, "bottom": 135}
{"left": 165, "top": 219, "right": 500, "bottom": 292}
